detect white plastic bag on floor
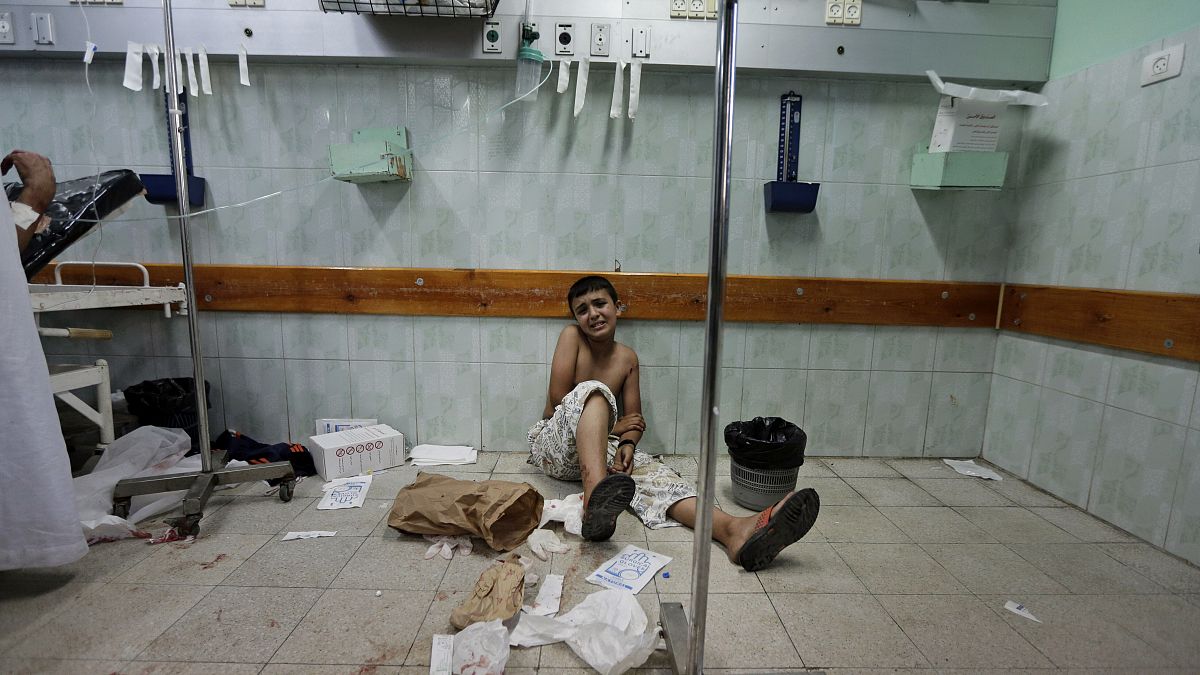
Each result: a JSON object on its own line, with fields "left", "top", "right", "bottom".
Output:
{"left": 538, "top": 492, "right": 583, "bottom": 536}
{"left": 510, "top": 589, "right": 659, "bottom": 674}
{"left": 452, "top": 619, "right": 510, "bottom": 675}
{"left": 73, "top": 426, "right": 192, "bottom": 542}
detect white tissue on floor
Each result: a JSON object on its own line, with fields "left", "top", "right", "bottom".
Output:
{"left": 409, "top": 444, "right": 477, "bottom": 466}
{"left": 510, "top": 589, "right": 658, "bottom": 675}
{"left": 539, "top": 493, "right": 583, "bottom": 536}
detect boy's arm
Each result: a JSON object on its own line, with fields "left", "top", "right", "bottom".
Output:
{"left": 543, "top": 326, "right": 580, "bottom": 418}
{"left": 611, "top": 352, "right": 643, "bottom": 473}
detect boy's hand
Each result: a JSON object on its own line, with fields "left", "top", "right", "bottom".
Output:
{"left": 609, "top": 443, "right": 634, "bottom": 474}
{"left": 611, "top": 413, "right": 645, "bottom": 436}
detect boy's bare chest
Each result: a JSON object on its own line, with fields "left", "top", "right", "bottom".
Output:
{"left": 574, "top": 350, "right": 627, "bottom": 395}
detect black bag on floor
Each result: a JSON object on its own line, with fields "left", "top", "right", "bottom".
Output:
{"left": 724, "top": 416, "right": 807, "bottom": 470}
{"left": 124, "top": 377, "right": 210, "bottom": 453}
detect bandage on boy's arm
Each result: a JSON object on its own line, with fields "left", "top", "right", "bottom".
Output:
{"left": 544, "top": 325, "right": 581, "bottom": 418}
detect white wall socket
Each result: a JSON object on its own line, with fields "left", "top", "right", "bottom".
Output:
{"left": 1141, "top": 44, "right": 1184, "bottom": 86}
{"left": 0, "top": 12, "right": 14, "bottom": 44}
{"left": 482, "top": 19, "right": 501, "bottom": 53}
{"left": 590, "top": 23, "right": 610, "bottom": 57}
{"left": 825, "top": 0, "right": 844, "bottom": 25}
{"left": 844, "top": 0, "right": 861, "bottom": 25}
{"left": 554, "top": 22, "right": 574, "bottom": 56}
{"left": 669, "top": 0, "right": 687, "bottom": 19}
{"left": 688, "top": 0, "right": 705, "bottom": 19}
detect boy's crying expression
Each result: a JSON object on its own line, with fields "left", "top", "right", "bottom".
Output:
{"left": 572, "top": 289, "right": 619, "bottom": 341}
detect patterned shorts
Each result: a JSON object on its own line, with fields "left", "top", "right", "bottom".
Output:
{"left": 527, "top": 380, "right": 698, "bottom": 529}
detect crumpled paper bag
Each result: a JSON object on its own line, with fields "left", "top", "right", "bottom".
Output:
{"left": 388, "top": 472, "right": 543, "bottom": 551}
{"left": 450, "top": 554, "right": 526, "bottom": 630}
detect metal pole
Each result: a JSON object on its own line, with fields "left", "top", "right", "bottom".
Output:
{"left": 160, "top": 0, "right": 212, "bottom": 471}
{"left": 685, "top": 0, "right": 738, "bottom": 672}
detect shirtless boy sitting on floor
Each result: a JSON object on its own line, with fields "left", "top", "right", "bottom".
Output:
{"left": 527, "top": 275, "right": 820, "bottom": 571}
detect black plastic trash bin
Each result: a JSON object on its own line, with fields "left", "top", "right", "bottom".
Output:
{"left": 124, "top": 377, "right": 211, "bottom": 453}
{"left": 724, "top": 416, "right": 807, "bottom": 510}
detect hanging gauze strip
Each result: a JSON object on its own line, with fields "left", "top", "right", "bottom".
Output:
{"left": 146, "top": 44, "right": 161, "bottom": 90}
{"left": 198, "top": 45, "right": 212, "bottom": 95}
{"left": 184, "top": 47, "right": 199, "bottom": 96}
{"left": 573, "top": 57, "right": 589, "bottom": 118}
{"left": 238, "top": 44, "right": 252, "bottom": 86}
{"left": 173, "top": 49, "right": 185, "bottom": 95}
{"left": 556, "top": 58, "right": 571, "bottom": 94}
{"left": 609, "top": 60, "right": 626, "bottom": 119}
{"left": 627, "top": 60, "right": 642, "bottom": 119}
{"left": 123, "top": 41, "right": 143, "bottom": 91}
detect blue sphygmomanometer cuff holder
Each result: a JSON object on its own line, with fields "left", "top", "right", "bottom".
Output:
{"left": 764, "top": 91, "right": 819, "bottom": 214}
{"left": 764, "top": 181, "right": 819, "bottom": 213}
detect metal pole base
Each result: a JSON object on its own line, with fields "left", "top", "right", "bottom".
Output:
{"left": 112, "top": 459, "right": 296, "bottom": 537}
{"left": 660, "top": 601, "right": 690, "bottom": 675}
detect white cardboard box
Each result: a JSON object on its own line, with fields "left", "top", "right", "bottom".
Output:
{"left": 315, "top": 418, "right": 378, "bottom": 435}
{"left": 308, "top": 424, "right": 406, "bottom": 480}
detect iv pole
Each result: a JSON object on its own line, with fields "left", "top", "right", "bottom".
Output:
{"left": 109, "top": 0, "right": 296, "bottom": 534}
{"left": 659, "top": 0, "right": 739, "bottom": 672}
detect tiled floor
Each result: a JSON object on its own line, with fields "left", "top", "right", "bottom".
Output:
{"left": 4, "top": 454, "right": 1200, "bottom": 674}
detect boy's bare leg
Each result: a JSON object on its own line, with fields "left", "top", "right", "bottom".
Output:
{"left": 666, "top": 496, "right": 776, "bottom": 563}
{"left": 576, "top": 391, "right": 612, "bottom": 508}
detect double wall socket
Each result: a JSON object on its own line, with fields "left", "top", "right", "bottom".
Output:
{"left": 1141, "top": 44, "right": 1184, "bottom": 86}
{"left": 590, "top": 23, "right": 610, "bottom": 57}
{"left": 0, "top": 12, "right": 14, "bottom": 45}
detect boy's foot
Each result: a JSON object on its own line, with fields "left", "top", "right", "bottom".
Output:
{"left": 581, "top": 473, "right": 636, "bottom": 541}
{"left": 732, "top": 488, "right": 820, "bottom": 572}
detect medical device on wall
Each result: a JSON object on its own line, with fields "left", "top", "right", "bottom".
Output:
{"left": 319, "top": 0, "right": 499, "bottom": 17}
{"left": 764, "top": 91, "right": 819, "bottom": 213}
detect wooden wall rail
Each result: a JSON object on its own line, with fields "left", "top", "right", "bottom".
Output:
{"left": 999, "top": 284, "right": 1200, "bottom": 362}
{"left": 38, "top": 264, "right": 998, "bottom": 327}
{"left": 37, "top": 265, "right": 1200, "bottom": 362}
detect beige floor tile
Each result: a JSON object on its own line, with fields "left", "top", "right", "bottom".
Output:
{"left": 609, "top": 510, "right": 650, "bottom": 542}
{"left": 755, "top": 542, "right": 868, "bottom": 594}
{"left": 221, "top": 536, "right": 365, "bottom": 588}
{"left": 1, "top": 538, "right": 157, "bottom": 586}
{"left": 841, "top": 478, "right": 940, "bottom": 507}
{"left": 282, "top": 498, "right": 391, "bottom": 537}
{"left": 261, "top": 666, "right": 412, "bottom": 674}
{"left": 0, "top": 659, "right": 126, "bottom": 674}
{"left": 714, "top": 476, "right": 758, "bottom": 517}
{"left": 796, "top": 458, "right": 836, "bottom": 478}
{"left": 920, "top": 543, "right": 1069, "bottom": 595}
{"left": 771, "top": 593, "right": 929, "bottom": 668}
{"left": 658, "top": 455, "right": 699, "bottom": 477}
{"left": 652, "top": 541, "right": 764, "bottom": 594}
{"left": 911, "top": 478, "right": 1015, "bottom": 507}
{"left": 814, "top": 506, "right": 911, "bottom": 544}
{"left": 116, "top": 534, "right": 271, "bottom": 585}
{"left": 954, "top": 507, "right": 1079, "bottom": 543}
{"left": 1083, "top": 594, "right": 1200, "bottom": 667}
{"left": 831, "top": 543, "right": 967, "bottom": 594}
{"left": 1030, "top": 507, "right": 1138, "bottom": 543}
{"left": 120, "top": 663, "right": 264, "bottom": 674}
{"left": 885, "top": 458, "right": 967, "bottom": 480}
{"left": 273, "top": 589, "right": 432, "bottom": 665}
{"left": 492, "top": 472, "right": 577, "bottom": 500}
{"left": 365, "top": 466, "right": 420, "bottom": 499}
{"left": 493, "top": 452, "right": 540, "bottom": 474}
{"left": 137, "top": 586, "right": 320, "bottom": 663}
{"left": 1008, "top": 543, "right": 1168, "bottom": 594}
{"left": 198, "top": 496, "right": 317, "bottom": 535}
{"left": 404, "top": 589, "right": 541, "bottom": 669}
{"left": 1096, "top": 542, "right": 1200, "bottom": 592}
{"left": 646, "top": 523, "right": 696, "bottom": 542}
{"left": 824, "top": 458, "right": 903, "bottom": 478}
{"left": 0, "top": 579, "right": 104, "bottom": 654}
{"left": 8, "top": 584, "right": 211, "bottom": 661}
{"left": 977, "top": 593, "right": 1170, "bottom": 669}
{"left": 877, "top": 507, "right": 998, "bottom": 543}
{"left": 799, "top": 476, "right": 869, "bottom": 506}
{"left": 875, "top": 594, "right": 1052, "bottom": 669}
{"left": 982, "top": 478, "right": 1067, "bottom": 508}
{"left": 331, "top": 536, "right": 449, "bottom": 590}
{"left": 658, "top": 593, "right": 802, "bottom": 670}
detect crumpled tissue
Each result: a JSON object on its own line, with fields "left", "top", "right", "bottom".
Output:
{"left": 527, "top": 528, "right": 571, "bottom": 561}
{"left": 510, "top": 589, "right": 659, "bottom": 675}
{"left": 452, "top": 619, "right": 510, "bottom": 675}
{"left": 539, "top": 493, "right": 583, "bottom": 536}
{"left": 522, "top": 573, "right": 563, "bottom": 616}
{"left": 424, "top": 535, "right": 474, "bottom": 560}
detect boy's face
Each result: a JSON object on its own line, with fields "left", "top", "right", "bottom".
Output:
{"left": 571, "top": 289, "right": 619, "bottom": 341}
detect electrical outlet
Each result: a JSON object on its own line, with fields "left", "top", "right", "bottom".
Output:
{"left": 590, "top": 23, "right": 610, "bottom": 57}
{"left": 554, "top": 22, "right": 574, "bottom": 56}
{"left": 1141, "top": 44, "right": 1185, "bottom": 86}
{"left": 0, "top": 12, "right": 14, "bottom": 44}
{"left": 825, "top": 0, "right": 843, "bottom": 25}
{"left": 228, "top": 0, "right": 246, "bottom": 5}
{"left": 245, "top": 0, "right": 264, "bottom": 7}
{"left": 482, "top": 19, "right": 501, "bottom": 53}
{"left": 670, "top": 0, "right": 687, "bottom": 19}
{"left": 843, "top": 0, "right": 861, "bottom": 25}
{"left": 688, "top": 0, "right": 705, "bottom": 19}
{"left": 632, "top": 26, "right": 650, "bottom": 58}
{"left": 705, "top": 0, "right": 717, "bottom": 19}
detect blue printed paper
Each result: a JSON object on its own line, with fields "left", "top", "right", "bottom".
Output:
{"left": 586, "top": 544, "right": 671, "bottom": 595}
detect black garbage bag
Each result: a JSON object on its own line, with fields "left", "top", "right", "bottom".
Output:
{"left": 124, "top": 378, "right": 211, "bottom": 454}
{"left": 6, "top": 169, "right": 146, "bottom": 279}
{"left": 724, "top": 416, "right": 807, "bottom": 470}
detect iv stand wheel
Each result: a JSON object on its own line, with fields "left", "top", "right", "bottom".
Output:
{"left": 277, "top": 479, "right": 295, "bottom": 503}
{"left": 112, "top": 498, "right": 131, "bottom": 520}
{"left": 166, "top": 514, "right": 202, "bottom": 538}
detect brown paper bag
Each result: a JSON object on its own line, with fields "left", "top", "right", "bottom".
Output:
{"left": 387, "top": 472, "right": 544, "bottom": 551}
{"left": 449, "top": 554, "right": 526, "bottom": 630}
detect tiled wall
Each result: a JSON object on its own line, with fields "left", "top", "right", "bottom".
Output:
{"left": 982, "top": 24, "right": 1200, "bottom": 563}
{"left": 8, "top": 57, "right": 1015, "bottom": 459}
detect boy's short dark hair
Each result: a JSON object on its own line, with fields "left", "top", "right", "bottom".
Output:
{"left": 566, "top": 275, "right": 619, "bottom": 313}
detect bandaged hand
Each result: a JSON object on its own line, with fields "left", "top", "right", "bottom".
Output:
{"left": 527, "top": 528, "right": 571, "bottom": 561}
{"left": 424, "top": 535, "right": 473, "bottom": 560}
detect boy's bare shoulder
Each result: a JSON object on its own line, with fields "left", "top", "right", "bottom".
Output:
{"left": 615, "top": 342, "right": 640, "bottom": 369}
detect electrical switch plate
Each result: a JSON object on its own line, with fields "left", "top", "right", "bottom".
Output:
{"left": 705, "top": 0, "right": 717, "bottom": 19}
{"left": 825, "top": 0, "right": 843, "bottom": 25}
{"left": 843, "top": 0, "right": 861, "bottom": 25}
{"left": 632, "top": 26, "right": 650, "bottom": 58}
{"left": 0, "top": 12, "right": 14, "bottom": 44}
{"left": 590, "top": 23, "right": 610, "bottom": 57}
{"left": 482, "top": 19, "right": 501, "bottom": 53}
{"left": 31, "top": 13, "right": 53, "bottom": 45}
{"left": 688, "top": 0, "right": 705, "bottom": 19}
{"left": 246, "top": 0, "right": 264, "bottom": 7}
{"left": 1141, "top": 44, "right": 1185, "bottom": 86}
{"left": 670, "top": 0, "right": 687, "bottom": 19}
{"left": 229, "top": 0, "right": 247, "bottom": 6}
{"left": 554, "top": 22, "right": 574, "bottom": 56}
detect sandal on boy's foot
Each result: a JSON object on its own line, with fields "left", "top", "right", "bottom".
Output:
{"left": 581, "top": 473, "right": 636, "bottom": 541}
{"left": 735, "top": 488, "right": 820, "bottom": 572}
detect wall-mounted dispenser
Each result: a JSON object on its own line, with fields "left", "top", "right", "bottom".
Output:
{"left": 329, "top": 127, "right": 412, "bottom": 184}
{"left": 764, "top": 92, "right": 819, "bottom": 213}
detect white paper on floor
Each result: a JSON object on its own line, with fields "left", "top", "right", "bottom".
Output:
{"left": 586, "top": 544, "right": 671, "bottom": 595}
{"left": 523, "top": 573, "right": 563, "bottom": 616}
{"left": 452, "top": 619, "right": 509, "bottom": 675}
{"left": 943, "top": 459, "right": 1003, "bottom": 481}
{"left": 1004, "top": 600, "right": 1041, "bottom": 623}
{"left": 317, "top": 474, "right": 372, "bottom": 510}
{"left": 409, "top": 444, "right": 477, "bottom": 466}
{"left": 510, "top": 588, "right": 659, "bottom": 675}
{"left": 282, "top": 530, "right": 337, "bottom": 541}
{"left": 429, "top": 633, "right": 453, "bottom": 675}
{"left": 539, "top": 493, "right": 583, "bottom": 536}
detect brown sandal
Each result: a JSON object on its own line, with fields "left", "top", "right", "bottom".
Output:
{"left": 735, "top": 488, "right": 820, "bottom": 572}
